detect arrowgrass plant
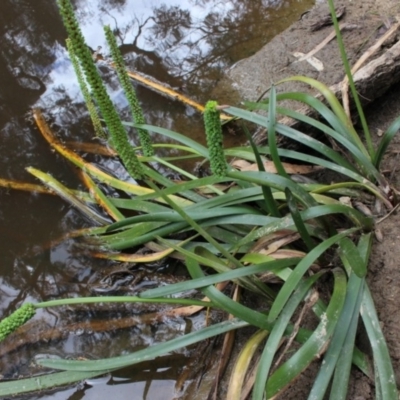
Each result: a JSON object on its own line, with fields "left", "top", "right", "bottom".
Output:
{"left": 0, "top": 0, "right": 398, "bottom": 398}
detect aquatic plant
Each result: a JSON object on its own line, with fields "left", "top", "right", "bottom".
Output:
{"left": 0, "top": 303, "right": 36, "bottom": 341}
{"left": 0, "top": 0, "right": 398, "bottom": 399}
{"left": 104, "top": 25, "right": 154, "bottom": 157}
{"left": 57, "top": 0, "right": 144, "bottom": 179}
{"left": 66, "top": 38, "right": 106, "bottom": 139}
{"left": 204, "top": 100, "right": 228, "bottom": 177}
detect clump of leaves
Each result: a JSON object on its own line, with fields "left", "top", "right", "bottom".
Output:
{"left": 0, "top": 0, "right": 398, "bottom": 399}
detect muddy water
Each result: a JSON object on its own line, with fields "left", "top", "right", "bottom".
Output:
{"left": 0, "top": 0, "right": 313, "bottom": 398}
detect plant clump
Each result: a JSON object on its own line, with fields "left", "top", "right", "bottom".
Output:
{"left": 0, "top": 0, "right": 398, "bottom": 399}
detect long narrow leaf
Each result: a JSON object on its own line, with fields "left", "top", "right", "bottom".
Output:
{"left": 98, "top": 221, "right": 188, "bottom": 250}
{"left": 327, "top": 0, "right": 373, "bottom": 157}
{"left": 106, "top": 206, "right": 262, "bottom": 232}
{"left": 146, "top": 181, "right": 273, "bottom": 297}
{"left": 80, "top": 171, "right": 125, "bottom": 221}
{"left": 253, "top": 272, "right": 323, "bottom": 400}
{"left": 308, "top": 272, "right": 364, "bottom": 399}
{"left": 243, "top": 145, "right": 389, "bottom": 206}
{"left": 242, "top": 122, "right": 280, "bottom": 217}
{"left": 277, "top": 123, "right": 380, "bottom": 183}
{"left": 267, "top": 229, "right": 357, "bottom": 323}
{"left": 277, "top": 76, "right": 370, "bottom": 158}
{"left": 37, "top": 319, "right": 249, "bottom": 371}
{"left": 361, "top": 287, "right": 398, "bottom": 399}
{"left": 265, "top": 268, "right": 347, "bottom": 398}
{"left": 125, "top": 123, "right": 209, "bottom": 157}
{"left": 227, "top": 170, "right": 318, "bottom": 209}
{"left": 330, "top": 280, "right": 364, "bottom": 400}
{"left": 338, "top": 237, "right": 367, "bottom": 278}
{"left": 186, "top": 257, "right": 292, "bottom": 334}
{"left": 235, "top": 206, "right": 369, "bottom": 250}
{"left": 154, "top": 238, "right": 276, "bottom": 297}
{"left": 27, "top": 167, "right": 110, "bottom": 225}
{"left": 223, "top": 105, "right": 355, "bottom": 171}
{"left": 0, "top": 370, "right": 112, "bottom": 397}
{"left": 268, "top": 85, "right": 289, "bottom": 178}
{"left": 275, "top": 103, "right": 374, "bottom": 173}
{"left": 374, "top": 114, "right": 400, "bottom": 168}
{"left": 140, "top": 258, "right": 300, "bottom": 299}
{"left": 227, "top": 329, "right": 269, "bottom": 400}
{"left": 285, "top": 187, "right": 316, "bottom": 251}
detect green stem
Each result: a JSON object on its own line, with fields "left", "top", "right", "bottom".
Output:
{"left": 327, "top": 0, "right": 374, "bottom": 158}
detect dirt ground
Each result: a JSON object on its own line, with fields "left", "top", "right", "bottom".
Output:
{"left": 213, "top": 0, "right": 400, "bottom": 398}
{"left": 215, "top": 0, "right": 400, "bottom": 104}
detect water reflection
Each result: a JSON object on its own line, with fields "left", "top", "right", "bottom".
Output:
{"left": 0, "top": 0, "right": 313, "bottom": 397}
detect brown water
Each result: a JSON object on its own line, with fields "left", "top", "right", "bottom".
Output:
{"left": 0, "top": 0, "right": 313, "bottom": 398}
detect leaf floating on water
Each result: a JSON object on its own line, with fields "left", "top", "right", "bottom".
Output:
{"left": 64, "top": 141, "right": 117, "bottom": 156}
{"left": 0, "top": 177, "right": 50, "bottom": 195}
{"left": 26, "top": 167, "right": 111, "bottom": 226}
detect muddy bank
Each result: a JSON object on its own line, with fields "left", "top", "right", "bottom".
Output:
{"left": 214, "top": 0, "right": 400, "bottom": 398}
{"left": 215, "top": 0, "right": 400, "bottom": 108}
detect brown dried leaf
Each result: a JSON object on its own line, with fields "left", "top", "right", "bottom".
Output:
{"left": 231, "top": 159, "right": 322, "bottom": 174}
{"left": 250, "top": 230, "right": 300, "bottom": 254}
{"left": 375, "top": 228, "right": 384, "bottom": 242}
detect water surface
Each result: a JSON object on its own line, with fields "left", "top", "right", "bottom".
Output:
{"left": 0, "top": 0, "right": 313, "bottom": 398}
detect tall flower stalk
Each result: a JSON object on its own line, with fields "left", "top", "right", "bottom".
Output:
{"left": 0, "top": 303, "right": 36, "bottom": 341}
{"left": 204, "top": 101, "right": 227, "bottom": 177}
{"left": 66, "top": 38, "right": 106, "bottom": 139}
{"left": 104, "top": 25, "right": 154, "bottom": 157}
{"left": 57, "top": 0, "right": 144, "bottom": 179}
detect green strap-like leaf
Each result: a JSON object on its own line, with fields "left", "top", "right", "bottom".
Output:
{"left": 140, "top": 258, "right": 300, "bottom": 299}
{"left": 125, "top": 123, "right": 209, "bottom": 157}
{"left": 235, "top": 206, "right": 369, "bottom": 250}
{"left": 277, "top": 76, "right": 370, "bottom": 159}
{"left": 241, "top": 122, "right": 280, "bottom": 217}
{"left": 253, "top": 272, "right": 324, "bottom": 400}
{"left": 268, "top": 86, "right": 289, "bottom": 178}
{"left": 338, "top": 237, "right": 367, "bottom": 278}
{"left": 227, "top": 170, "right": 318, "bottom": 209}
{"left": 357, "top": 233, "right": 397, "bottom": 399}
{"left": 27, "top": 167, "right": 110, "bottom": 225}
{"left": 308, "top": 272, "right": 365, "bottom": 399}
{"left": 329, "top": 277, "right": 365, "bottom": 400}
{"left": 37, "top": 318, "right": 249, "bottom": 371}
{"left": 374, "top": 114, "right": 400, "bottom": 168}
{"left": 106, "top": 206, "right": 262, "bottom": 232}
{"left": 0, "top": 370, "right": 112, "bottom": 397}
{"left": 265, "top": 268, "right": 347, "bottom": 398}
{"left": 285, "top": 187, "right": 316, "bottom": 251}
{"left": 267, "top": 229, "right": 357, "bottom": 323}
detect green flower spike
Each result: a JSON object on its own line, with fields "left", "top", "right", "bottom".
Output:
{"left": 104, "top": 26, "right": 154, "bottom": 157}
{"left": 204, "top": 101, "right": 227, "bottom": 177}
{"left": 66, "top": 39, "right": 106, "bottom": 139}
{"left": 57, "top": 0, "right": 144, "bottom": 180}
{"left": 0, "top": 303, "right": 36, "bottom": 341}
